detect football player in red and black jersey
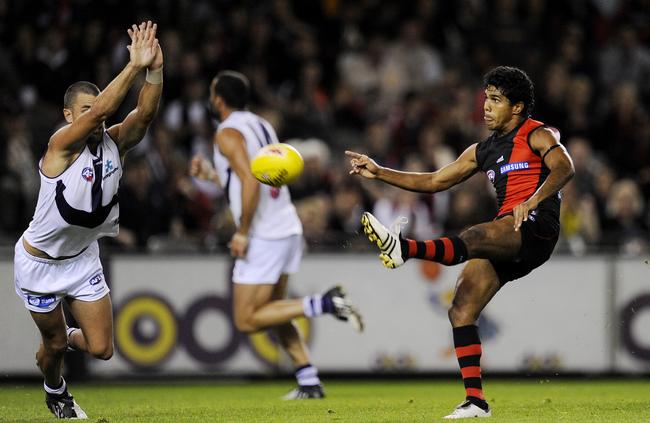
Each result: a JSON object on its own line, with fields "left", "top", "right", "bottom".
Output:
{"left": 347, "top": 66, "right": 574, "bottom": 419}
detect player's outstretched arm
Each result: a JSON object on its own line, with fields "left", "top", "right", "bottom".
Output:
{"left": 346, "top": 144, "right": 479, "bottom": 193}
{"left": 189, "top": 155, "right": 221, "bottom": 185}
{"left": 108, "top": 21, "right": 163, "bottom": 158}
{"left": 47, "top": 22, "right": 155, "bottom": 160}
{"left": 216, "top": 128, "right": 260, "bottom": 258}
{"left": 512, "top": 127, "right": 575, "bottom": 231}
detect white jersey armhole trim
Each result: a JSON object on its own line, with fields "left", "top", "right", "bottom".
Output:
{"left": 105, "top": 127, "right": 125, "bottom": 165}
{"left": 38, "top": 144, "right": 89, "bottom": 183}
{"left": 216, "top": 126, "right": 249, "bottom": 154}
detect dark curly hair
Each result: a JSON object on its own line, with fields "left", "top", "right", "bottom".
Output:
{"left": 483, "top": 66, "right": 535, "bottom": 117}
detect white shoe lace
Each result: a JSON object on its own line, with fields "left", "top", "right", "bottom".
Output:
{"left": 390, "top": 216, "right": 408, "bottom": 237}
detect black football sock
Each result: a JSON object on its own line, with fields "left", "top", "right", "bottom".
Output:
{"left": 400, "top": 236, "right": 468, "bottom": 265}
{"left": 453, "top": 325, "right": 488, "bottom": 411}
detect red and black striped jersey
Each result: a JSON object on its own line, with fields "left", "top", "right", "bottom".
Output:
{"left": 476, "top": 118, "right": 561, "bottom": 219}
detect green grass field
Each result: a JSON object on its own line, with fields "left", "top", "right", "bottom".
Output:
{"left": 1, "top": 379, "right": 649, "bottom": 422}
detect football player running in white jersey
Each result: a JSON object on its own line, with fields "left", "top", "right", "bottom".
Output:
{"left": 13, "top": 21, "right": 163, "bottom": 419}
{"left": 190, "top": 71, "right": 363, "bottom": 400}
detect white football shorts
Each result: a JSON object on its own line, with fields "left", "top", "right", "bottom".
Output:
{"left": 233, "top": 234, "right": 303, "bottom": 284}
{"left": 14, "top": 237, "right": 110, "bottom": 313}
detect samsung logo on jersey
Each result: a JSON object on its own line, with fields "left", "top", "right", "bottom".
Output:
{"left": 500, "top": 161, "right": 529, "bottom": 174}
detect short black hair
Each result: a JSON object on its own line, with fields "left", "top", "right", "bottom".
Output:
{"left": 483, "top": 66, "right": 535, "bottom": 117}
{"left": 212, "top": 71, "right": 249, "bottom": 109}
{"left": 63, "top": 81, "right": 100, "bottom": 108}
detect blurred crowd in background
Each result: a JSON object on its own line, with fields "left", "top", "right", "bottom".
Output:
{"left": 0, "top": 0, "right": 648, "bottom": 255}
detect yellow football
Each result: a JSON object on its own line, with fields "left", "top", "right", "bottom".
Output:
{"left": 250, "top": 143, "right": 304, "bottom": 187}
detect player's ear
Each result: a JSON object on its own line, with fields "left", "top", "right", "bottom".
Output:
{"left": 63, "top": 108, "right": 73, "bottom": 123}
{"left": 512, "top": 101, "right": 524, "bottom": 116}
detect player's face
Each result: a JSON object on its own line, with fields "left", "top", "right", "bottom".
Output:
{"left": 483, "top": 85, "right": 515, "bottom": 132}
{"left": 66, "top": 93, "right": 105, "bottom": 143}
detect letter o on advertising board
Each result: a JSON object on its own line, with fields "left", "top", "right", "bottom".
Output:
{"left": 620, "top": 294, "right": 650, "bottom": 361}
{"left": 115, "top": 293, "right": 178, "bottom": 368}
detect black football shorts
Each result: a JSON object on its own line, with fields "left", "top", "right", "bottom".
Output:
{"left": 492, "top": 210, "right": 560, "bottom": 285}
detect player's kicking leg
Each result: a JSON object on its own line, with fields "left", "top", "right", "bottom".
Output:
{"left": 30, "top": 303, "right": 88, "bottom": 419}
{"left": 361, "top": 211, "right": 520, "bottom": 268}
{"left": 361, "top": 210, "right": 471, "bottom": 268}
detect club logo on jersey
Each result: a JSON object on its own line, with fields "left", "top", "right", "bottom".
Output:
{"left": 500, "top": 161, "right": 529, "bottom": 174}
{"left": 81, "top": 167, "right": 94, "bottom": 182}
{"left": 27, "top": 294, "right": 56, "bottom": 308}
{"left": 487, "top": 170, "right": 496, "bottom": 183}
{"left": 496, "top": 155, "right": 505, "bottom": 163}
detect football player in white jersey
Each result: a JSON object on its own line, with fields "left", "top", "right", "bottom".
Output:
{"left": 190, "top": 71, "right": 362, "bottom": 400}
{"left": 13, "top": 21, "right": 163, "bottom": 419}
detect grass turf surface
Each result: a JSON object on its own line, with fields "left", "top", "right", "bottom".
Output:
{"left": 1, "top": 379, "right": 649, "bottom": 422}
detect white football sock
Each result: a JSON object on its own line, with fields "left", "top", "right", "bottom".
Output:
{"left": 302, "top": 295, "right": 323, "bottom": 317}
{"left": 44, "top": 377, "right": 66, "bottom": 395}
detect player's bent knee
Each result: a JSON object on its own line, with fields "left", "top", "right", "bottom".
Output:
{"left": 89, "top": 343, "right": 114, "bottom": 360}
{"left": 233, "top": 315, "right": 258, "bottom": 333}
{"left": 448, "top": 304, "right": 477, "bottom": 326}
{"left": 43, "top": 337, "right": 69, "bottom": 356}
{"left": 459, "top": 226, "right": 488, "bottom": 251}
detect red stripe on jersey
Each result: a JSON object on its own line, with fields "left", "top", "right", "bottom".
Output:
{"left": 498, "top": 119, "right": 545, "bottom": 216}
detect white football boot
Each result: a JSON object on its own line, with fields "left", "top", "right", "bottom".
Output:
{"left": 282, "top": 384, "right": 325, "bottom": 400}
{"left": 443, "top": 400, "right": 492, "bottom": 419}
{"left": 360, "top": 212, "right": 407, "bottom": 269}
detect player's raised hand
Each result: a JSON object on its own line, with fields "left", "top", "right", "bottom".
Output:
{"left": 127, "top": 21, "right": 158, "bottom": 69}
{"left": 346, "top": 150, "right": 380, "bottom": 179}
{"left": 149, "top": 39, "right": 163, "bottom": 70}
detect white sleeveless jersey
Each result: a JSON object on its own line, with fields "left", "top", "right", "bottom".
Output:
{"left": 214, "top": 111, "right": 302, "bottom": 239}
{"left": 23, "top": 132, "right": 122, "bottom": 257}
